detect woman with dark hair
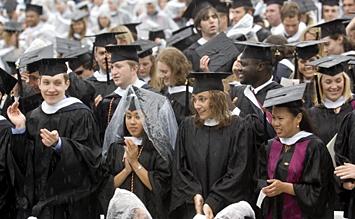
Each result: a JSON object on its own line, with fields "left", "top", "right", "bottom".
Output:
{"left": 156, "top": 47, "right": 192, "bottom": 124}
{"left": 259, "top": 84, "right": 335, "bottom": 219}
{"left": 103, "top": 86, "right": 177, "bottom": 219}
{"left": 68, "top": 12, "right": 93, "bottom": 47}
{"left": 170, "top": 72, "right": 265, "bottom": 219}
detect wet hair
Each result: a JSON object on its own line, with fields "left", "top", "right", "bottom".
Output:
{"left": 193, "top": 90, "right": 232, "bottom": 128}
{"left": 194, "top": 5, "right": 219, "bottom": 34}
{"left": 156, "top": 47, "right": 191, "bottom": 86}
{"left": 274, "top": 100, "right": 315, "bottom": 134}
{"left": 281, "top": 2, "right": 300, "bottom": 21}
{"left": 319, "top": 71, "right": 353, "bottom": 101}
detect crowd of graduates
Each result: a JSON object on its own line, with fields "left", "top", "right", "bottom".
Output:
{"left": 3, "top": 0, "right": 355, "bottom": 218}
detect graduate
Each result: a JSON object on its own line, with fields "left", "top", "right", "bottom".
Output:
{"left": 156, "top": 47, "right": 193, "bottom": 124}
{"left": 309, "top": 55, "right": 354, "bottom": 144}
{"left": 0, "top": 68, "right": 17, "bottom": 219}
{"left": 95, "top": 45, "right": 148, "bottom": 142}
{"left": 230, "top": 42, "right": 282, "bottom": 139}
{"left": 259, "top": 84, "right": 335, "bottom": 219}
{"left": 290, "top": 40, "right": 323, "bottom": 108}
{"left": 333, "top": 83, "right": 355, "bottom": 219}
{"left": 103, "top": 85, "right": 177, "bottom": 219}
{"left": 7, "top": 58, "right": 103, "bottom": 218}
{"left": 170, "top": 72, "right": 265, "bottom": 219}
{"left": 86, "top": 32, "right": 121, "bottom": 102}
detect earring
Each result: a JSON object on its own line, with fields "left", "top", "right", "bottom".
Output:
{"left": 297, "top": 124, "right": 300, "bottom": 128}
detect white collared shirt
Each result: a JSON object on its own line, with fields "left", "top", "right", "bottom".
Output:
{"left": 114, "top": 79, "right": 146, "bottom": 96}
{"left": 251, "top": 76, "right": 274, "bottom": 94}
{"left": 322, "top": 96, "right": 347, "bottom": 109}
{"left": 93, "top": 70, "right": 112, "bottom": 82}
{"left": 204, "top": 118, "right": 219, "bottom": 126}
{"left": 41, "top": 97, "right": 82, "bottom": 114}
{"left": 279, "top": 131, "right": 313, "bottom": 145}
{"left": 168, "top": 85, "right": 193, "bottom": 94}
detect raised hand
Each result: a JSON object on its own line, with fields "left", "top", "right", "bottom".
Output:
{"left": 94, "top": 95, "right": 103, "bottom": 107}
{"left": 7, "top": 101, "right": 26, "bottom": 128}
{"left": 199, "top": 55, "right": 210, "bottom": 72}
{"left": 40, "top": 129, "right": 59, "bottom": 147}
{"left": 124, "top": 139, "right": 139, "bottom": 163}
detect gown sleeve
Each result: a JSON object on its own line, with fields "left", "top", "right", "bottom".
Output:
{"left": 334, "top": 112, "right": 355, "bottom": 165}
{"left": 205, "top": 115, "right": 266, "bottom": 214}
{"left": 170, "top": 119, "right": 203, "bottom": 212}
{"left": 148, "top": 149, "right": 172, "bottom": 201}
{"left": 293, "top": 138, "right": 335, "bottom": 217}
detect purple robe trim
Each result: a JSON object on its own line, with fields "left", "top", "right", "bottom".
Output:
{"left": 266, "top": 138, "right": 310, "bottom": 219}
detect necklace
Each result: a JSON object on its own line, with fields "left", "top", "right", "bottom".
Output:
{"left": 284, "top": 145, "right": 292, "bottom": 152}
{"left": 130, "top": 146, "right": 144, "bottom": 193}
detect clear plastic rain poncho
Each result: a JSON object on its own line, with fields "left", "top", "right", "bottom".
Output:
{"left": 106, "top": 188, "right": 152, "bottom": 219}
{"left": 102, "top": 85, "right": 178, "bottom": 161}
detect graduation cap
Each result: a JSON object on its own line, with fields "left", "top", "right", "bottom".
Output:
{"left": 76, "top": 1, "right": 90, "bottom": 11}
{"left": 311, "top": 55, "right": 352, "bottom": 76}
{"left": 131, "top": 39, "right": 157, "bottom": 58}
{"left": 36, "top": 58, "right": 71, "bottom": 76}
{"left": 86, "top": 32, "right": 125, "bottom": 47}
{"left": 264, "top": 0, "right": 286, "bottom": 6}
{"left": 2, "top": 51, "right": 19, "bottom": 75}
{"left": 19, "top": 44, "right": 54, "bottom": 68}
{"left": 195, "top": 33, "right": 240, "bottom": 72}
{"left": 3, "top": 21, "right": 23, "bottom": 32}
{"left": 25, "top": 4, "right": 43, "bottom": 15}
{"left": 288, "top": 40, "right": 323, "bottom": 60}
{"left": 188, "top": 72, "right": 230, "bottom": 94}
{"left": 71, "top": 10, "right": 88, "bottom": 22}
{"left": 106, "top": 45, "right": 141, "bottom": 63}
{"left": 122, "top": 22, "right": 141, "bottom": 36}
{"left": 231, "top": 0, "right": 253, "bottom": 8}
{"left": 263, "top": 83, "right": 306, "bottom": 108}
{"left": 236, "top": 41, "right": 274, "bottom": 62}
{"left": 148, "top": 29, "right": 165, "bottom": 41}
{"left": 215, "top": 2, "right": 230, "bottom": 13}
{"left": 166, "top": 25, "right": 200, "bottom": 51}
{"left": 63, "top": 46, "right": 92, "bottom": 71}
{"left": 313, "top": 18, "right": 349, "bottom": 38}
{"left": 3, "top": 0, "right": 17, "bottom": 13}
{"left": 56, "top": 37, "right": 82, "bottom": 55}
{"left": 320, "top": 0, "right": 339, "bottom": 6}
{"left": 0, "top": 67, "right": 17, "bottom": 95}
{"left": 292, "top": 0, "right": 317, "bottom": 13}
{"left": 182, "top": 0, "right": 217, "bottom": 19}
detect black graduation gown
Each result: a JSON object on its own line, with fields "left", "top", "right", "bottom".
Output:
{"left": 10, "top": 102, "right": 104, "bottom": 218}
{"left": 260, "top": 135, "right": 335, "bottom": 219}
{"left": 303, "top": 81, "right": 318, "bottom": 109}
{"left": 162, "top": 90, "right": 191, "bottom": 125}
{"left": 230, "top": 82, "right": 282, "bottom": 139}
{"left": 334, "top": 111, "right": 355, "bottom": 219}
{"left": 95, "top": 93, "right": 122, "bottom": 142}
{"left": 86, "top": 76, "right": 116, "bottom": 97}
{"left": 0, "top": 119, "right": 16, "bottom": 219}
{"left": 66, "top": 73, "right": 96, "bottom": 109}
{"left": 105, "top": 138, "right": 172, "bottom": 219}
{"left": 170, "top": 115, "right": 265, "bottom": 218}
{"left": 184, "top": 41, "right": 202, "bottom": 72}
{"left": 309, "top": 100, "right": 354, "bottom": 144}
{"left": 230, "top": 82, "right": 282, "bottom": 117}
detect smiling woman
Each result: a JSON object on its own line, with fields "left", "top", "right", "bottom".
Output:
{"left": 170, "top": 72, "right": 266, "bottom": 219}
